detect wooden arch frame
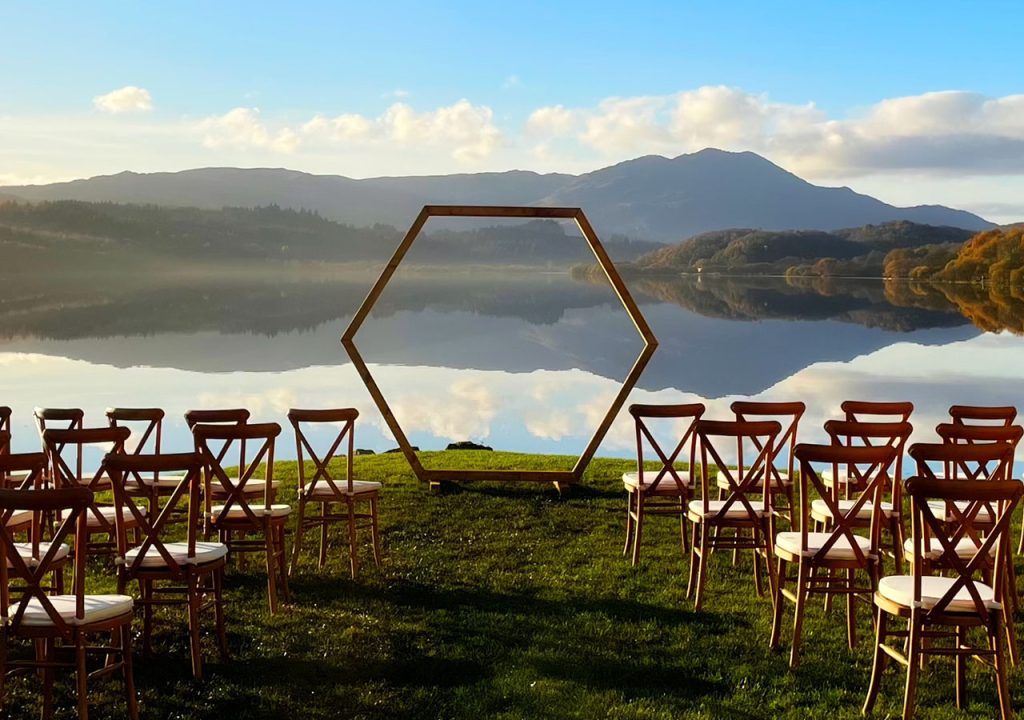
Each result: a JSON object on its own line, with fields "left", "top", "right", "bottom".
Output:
{"left": 342, "top": 205, "right": 658, "bottom": 491}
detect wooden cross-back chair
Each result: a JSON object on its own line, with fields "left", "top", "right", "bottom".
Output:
{"left": 108, "top": 408, "right": 187, "bottom": 520}
{"left": 0, "top": 450, "right": 68, "bottom": 594}
{"left": 718, "top": 401, "right": 804, "bottom": 529}
{"left": 193, "top": 421, "right": 290, "bottom": 614}
{"left": 42, "top": 426, "right": 134, "bottom": 556}
{"left": 823, "top": 401, "right": 913, "bottom": 491}
{"left": 106, "top": 451, "right": 228, "bottom": 679}
{"left": 812, "top": 420, "right": 913, "bottom": 574}
{"left": 33, "top": 407, "right": 84, "bottom": 483}
{"left": 686, "top": 418, "right": 781, "bottom": 611}
{"left": 864, "top": 477, "right": 1022, "bottom": 720}
{"left": 186, "top": 408, "right": 278, "bottom": 503}
{"left": 288, "top": 408, "right": 381, "bottom": 579}
{"left": 0, "top": 486, "right": 138, "bottom": 720}
{"left": 908, "top": 436, "right": 1021, "bottom": 664}
{"left": 771, "top": 441, "right": 903, "bottom": 667}
{"left": 622, "top": 402, "right": 704, "bottom": 566}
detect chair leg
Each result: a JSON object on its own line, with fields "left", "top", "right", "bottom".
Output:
{"left": 686, "top": 522, "right": 700, "bottom": 598}
{"left": 121, "top": 623, "right": 140, "bottom": 720}
{"left": 288, "top": 498, "right": 307, "bottom": 577}
{"left": 954, "top": 624, "right": 967, "bottom": 710}
{"left": 770, "top": 558, "right": 787, "bottom": 649}
{"left": 752, "top": 538, "right": 764, "bottom": 597}
{"left": 631, "top": 495, "right": 645, "bottom": 567}
{"left": 213, "top": 567, "right": 229, "bottom": 660}
{"left": 902, "top": 616, "right": 922, "bottom": 720}
{"left": 789, "top": 561, "right": 809, "bottom": 668}
{"left": 370, "top": 497, "right": 382, "bottom": 567}
{"left": 890, "top": 517, "right": 904, "bottom": 575}
{"left": 694, "top": 524, "right": 709, "bottom": 611}
{"left": 786, "top": 484, "right": 797, "bottom": 530}
{"left": 347, "top": 500, "right": 359, "bottom": 579}
{"left": 264, "top": 521, "right": 278, "bottom": 614}
{"left": 992, "top": 615, "right": 1013, "bottom": 720}
{"left": 319, "top": 502, "right": 330, "bottom": 570}
{"left": 847, "top": 568, "right": 857, "bottom": 650}
{"left": 277, "top": 523, "right": 291, "bottom": 602}
{"left": 76, "top": 632, "right": 89, "bottom": 720}
{"left": 142, "top": 580, "right": 154, "bottom": 656}
{"left": 863, "top": 606, "right": 888, "bottom": 714}
{"left": 623, "top": 492, "right": 634, "bottom": 556}
{"left": 187, "top": 574, "right": 203, "bottom": 680}
{"left": 679, "top": 498, "right": 689, "bottom": 553}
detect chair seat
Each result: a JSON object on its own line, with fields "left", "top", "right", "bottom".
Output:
{"left": 687, "top": 499, "right": 763, "bottom": 521}
{"left": 902, "top": 537, "right": 997, "bottom": 561}
{"left": 926, "top": 500, "right": 993, "bottom": 523}
{"left": 810, "top": 498, "right": 894, "bottom": 522}
{"left": 9, "top": 594, "right": 133, "bottom": 627}
{"left": 822, "top": 468, "right": 849, "bottom": 487}
{"left": 775, "top": 531, "right": 873, "bottom": 560}
{"left": 60, "top": 505, "right": 145, "bottom": 529}
{"left": 715, "top": 468, "right": 789, "bottom": 491}
{"left": 209, "top": 503, "right": 292, "bottom": 520}
{"left": 7, "top": 542, "right": 71, "bottom": 569}
{"left": 307, "top": 480, "right": 382, "bottom": 498}
{"left": 878, "top": 575, "right": 997, "bottom": 612}
{"left": 208, "top": 478, "right": 280, "bottom": 496}
{"left": 126, "top": 473, "right": 188, "bottom": 490}
{"left": 5, "top": 509, "right": 33, "bottom": 528}
{"left": 126, "top": 541, "right": 228, "bottom": 568}
{"left": 622, "top": 471, "right": 689, "bottom": 494}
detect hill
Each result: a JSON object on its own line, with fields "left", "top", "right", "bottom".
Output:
{"left": 0, "top": 149, "right": 992, "bottom": 242}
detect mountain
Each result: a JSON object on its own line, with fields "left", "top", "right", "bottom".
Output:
{"left": 0, "top": 149, "right": 992, "bottom": 241}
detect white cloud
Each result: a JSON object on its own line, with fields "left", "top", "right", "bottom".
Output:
{"left": 198, "top": 107, "right": 300, "bottom": 154}
{"left": 93, "top": 86, "right": 153, "bottom": 114}
{"left": 526, "top": 105, "right": 578, "bottom": 135}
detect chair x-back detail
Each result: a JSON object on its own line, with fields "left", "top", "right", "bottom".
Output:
{"left": 771, "top": 440, "right": 904, "bottom": 666}
{"left": 864, "top": 477, "right": 1022, "bottom": 720}
{"left": 288, "top": 408, "right": 382, "bottom": 579}
{"left": 687, "top": 419, "right": 781, "bottom": 611}
{"left": 721, "top": 401, "right": 805, "bottom": 529}
{"left": 42, "top": 426, "right": 133, "bottom": 556}
{"left": 108, "top": 408, "right": 186, "bottom": 518}
{"left": 186, "top": 408, "right": 278, "bottom": 504}
{"left": 34, "top": 407, "right": 84, "bottom": 482}
{"left": 622, "top": 403, "right": 704, "bottom": 566}
{"left": 193, "top": 421, "right": 290, "bottom": 613}
{"left": 0, "top": 486, "right": 138, "bottom": 720}
{"left": 822, "top": 401, "right": 913, "bottom": 491}
{"left": 106, "top": 451, "right": 228, "bottom": 678}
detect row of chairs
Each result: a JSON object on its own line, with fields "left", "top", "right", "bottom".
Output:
{"left": 623, "top": 400, "right": 1022, "bottom": 720}
{"left": 0, "top": 405, "right": 380, "bottom": 719}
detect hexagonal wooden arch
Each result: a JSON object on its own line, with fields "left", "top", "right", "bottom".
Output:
{"left": 341, "top": 205, "right": 658, "bottom": 492}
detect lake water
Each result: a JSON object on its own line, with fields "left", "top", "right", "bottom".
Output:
{"left": 2, "top": 266, "right": 1021, "bottom": 472}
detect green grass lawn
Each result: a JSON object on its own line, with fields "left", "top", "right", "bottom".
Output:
{"left": 5, "top": 450, "right": 1022, "bottom": 718}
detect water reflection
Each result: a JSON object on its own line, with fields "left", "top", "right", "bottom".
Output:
{"left": 2, "top": 272, "right": 1019, "bottom": 467}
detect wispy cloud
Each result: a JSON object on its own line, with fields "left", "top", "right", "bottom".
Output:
{"left": 93, "top": 86, "right": 153, "bottom": 114}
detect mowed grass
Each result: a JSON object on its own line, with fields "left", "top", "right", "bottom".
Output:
{"left": 4, "top": 450, "right": 1024, "bottom": 719}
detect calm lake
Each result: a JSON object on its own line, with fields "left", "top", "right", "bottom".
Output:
{"left": 2, "top": 266, "right": 1020, "bottom": 470}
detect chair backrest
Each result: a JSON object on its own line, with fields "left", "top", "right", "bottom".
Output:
{"left": 949, "top": 404, "right": 1017, "bottom": 427}
{"left": 628, "top": 403, "right": 704, "bottom": 492}
{"left": 288, "top": 408, "right": 360, "bottom": 496}
{"left": 730, "top": 401, "right": 805, "bottom": 484}
{"left": 824, "top": 419, "right": 913, "bottom": 505}
{"left": 840, "top": 400, "right": 913, "bottom": 424}
{"left": 105, "top": 451, "right": 203, "bottom": 577}
{"left": 186, "top": 408, "right": 251, "bottom": 482}
{"left": 0, "top": 429, "right": 9, "bottom": 458}
{"left": 0, "top": 407, "right": 11, "bottom": 443}
{"left": 33, "top": 407, "right": 84, "bottom": 468}
{"left": 795, "top": 442, "right": 900, "bottom": 564}
{"left": 931, "top": 423, "right": 1022, "bottom": 481}
{"left": 107, "top": 407, "right": 167, "bottom": 454}
{"left": 905, "top": 477, "right": 1022, "bottom": 621}
{"left": 694, "top": 419, "right": 781, "bottom": 521}
{"left": 193, "top": 422, "right": 280, "bottom": 527}
{"left": 43, "top": 426, "right": 130, "bottom": 533}
{"left": 0, "top": 451, "right": 46, "bottom": 493}
{"left": 0, "top": 486, "right": 92, "bottom": 634}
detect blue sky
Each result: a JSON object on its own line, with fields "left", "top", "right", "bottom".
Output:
{"left": 2, "top": 1, "right": 1023, "bottom": 220}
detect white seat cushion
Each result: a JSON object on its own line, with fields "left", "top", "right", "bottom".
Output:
{"left": 822, "top": 468, "right": 849, "bottom": 487}
{"left": 208, "top": 478, "right": 280, "bottom": 496}
{"left": 878, "top": 575, "right": 997, "bottom": 612}
{"left": 5, "top": 510, "right": 33, "bottom": 528}
{"left": 7, "top": 542, "right": 71, "bottom": 569}
{"left": 126, "top": 541, "right": 228, "bottom": 568}
{"left": 687, "top": 499, "right": 762, "bottom": 521}
{"left": 209, "top": 503, "right": 291, "bottom": 520}
{"left": 9, "top": 594, "right": 133, "bottom": 627}
{"left": 927, "top": 500, "right": 993, "bottom": 523}
{"left": 308, "top": 480, "right": 382, "bottom": 498}
{"left": 902, "top": 537, "right": 997, "bottom": 561}
{"left": 776, "top": 531, "right": 873, "bottom": 560}
{"left": 125, "top": 473, "right": 188, "bottom": 490}
{"left": 60, "top": 505, "right": 145, "bottom": 529}
{"left": 810, "top": 498, "right": 894, "bottom": 521}
{"left": 622, "top": 471, "right": 689, "bottom": 493}
{"left": 715, "top": 468, "right": 789, "bottom": 490}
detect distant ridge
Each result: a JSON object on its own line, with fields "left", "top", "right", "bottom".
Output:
{"left": 0, "top": 149, "right": 993, "bottom": 241}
